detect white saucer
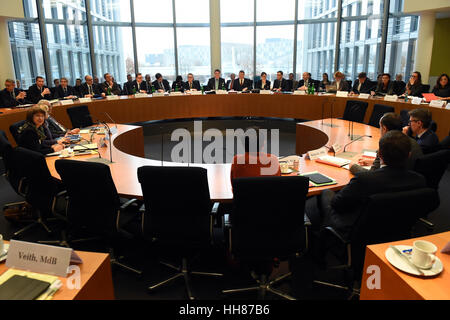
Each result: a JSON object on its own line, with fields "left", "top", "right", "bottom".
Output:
{"left": 385, "top": 245, "right": 443, "bottom": 277}
{"left": 281, "top": 168, "right": 294, "bottom": 174}
{"left": 0, "top": 244, "right": 10, "bottom": 263}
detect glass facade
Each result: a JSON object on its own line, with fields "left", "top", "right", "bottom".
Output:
{"left": 8, "top": 0, "right": 419, "bottom": 89}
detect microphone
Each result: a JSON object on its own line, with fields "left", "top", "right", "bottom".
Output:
{"left": 343, "top": 135, "right": 373, "bottom": 153}
{"left": 103, "top": 112, "right": 117, "bottom": 130}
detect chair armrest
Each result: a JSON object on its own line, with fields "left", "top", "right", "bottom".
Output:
{"left": 324, "top": 226, "right": 349, "bottom": 245}
{"left": 120, "top": 198, "right": 139, "bottom": 211}
{"left": 304, "top": 213, "right": 312, "bottom": 227}
{"left": 211, "top": 202, "right": 220, "bottom": 215}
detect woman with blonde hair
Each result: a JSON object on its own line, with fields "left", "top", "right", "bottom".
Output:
{"left": 331, "top": 71, "right": 350, "bottom": 91}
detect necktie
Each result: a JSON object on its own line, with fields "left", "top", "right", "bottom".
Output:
{"left": 240, "top": 79, "right": 243, "bottom": 87}
{"left": 160, "top": 82, "right": 163, "bottom": 89}
{"left": 89, "top": 85, "right": 92, "bottom": 95}
{"left": 358, "top": 82, "right": 362, "bottom": 92}
{"left": 230, "top": 80, "right": 233, "bottom": 90}
{"left": 215, "top": 79, "right": 218, "bottom": 90}
{"left": 190, "top": 82, "right": 192, "bottom": 89}
{"left": 11, "top": 91, "right": 15, "bottom": 100}
{"left": 64, "top": 87, "right": 67, "bottom": 94}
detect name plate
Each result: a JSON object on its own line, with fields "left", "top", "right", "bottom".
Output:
{"left": 384, "top": 95, "right": 398, "bottom": 102}
{"left": 332, "top": 143, "right": 343, "bottom": 155}
{"left": 189, "top": 91, "right": 203, "bottom": 95}
{"left": 169, "top": 91, "right": 183, "bottom": 96}
{"left": 215, "top": 90, "right": 228, "bottom": 95}
{"left": 6, "top": 240, "right": 72, "bottom": 277}
{"left": 358, "top": 93, "right": 370, "bottom": 99}
{"left": 307, "top": 147, "right": 328, "bottom": 160}
{"left": 59, "top": 99, "right": 74, "bottom": 106}
{"left": 410, "top": 97, "right": 423, "bottom": 105}
{"left": 152, "top": 92, "right": 165, "bottom": 97}
{"left": 106, "top": 95, "right": 119, "bottom": 100}
{"left": 260, "top": 90, "right": 271, "bottom": 95}
{"left": 134, "top": 93, "right": 148, "bottom": 98}
{"left": 429, "top": 100, "right": 445, "bottom": 108}
{"left": 293, "top": 90, "right": 306, "bottom": 95}
{"left": 336, "top": 91, "right": 348, "bottom": 97}
{"left": 48, "top": 99, "right": 60, "bottom": 105}
{"left": 78, "top": 97, "right": 92, "bottom": 103}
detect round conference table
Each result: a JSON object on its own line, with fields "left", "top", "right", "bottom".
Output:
{"left": 0, "top": 93, "right": 448, "bottom": 202}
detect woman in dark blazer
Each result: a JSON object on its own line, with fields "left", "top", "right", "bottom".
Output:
{"left": 18, "top": 106, "right": 64, "bottom": 155}
{"left": 404, "top": 71, "right": 424, "bottom": 97}
{"left": 254, "top": 72, "right": 271, "bottom": 90}
{"left": 319, "top": 73, "right": 331, "bottom": 91}
{"left": 432, "top": 74, "right": 450, "bottom": 99}
{"left": 171, "top": 75, "right": 185, "bottom": 92}
{"left": 371, "top": 73, "right": 394, "bottom": 96}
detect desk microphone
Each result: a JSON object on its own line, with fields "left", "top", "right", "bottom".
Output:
{"left": 103, "top": 112, "right": 117, "bottom": 129}
{"left": 343, "top": 135, "right": 372, "bottom": 153}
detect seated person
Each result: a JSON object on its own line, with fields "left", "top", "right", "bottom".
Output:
{"left": 37, "top": 100, "right": 80, "bottom": 138}
{"left": 130, "top": 73, "right": 148, "bottom": 94}
{"left": 371, "top": 73, "right": 394, "bottom": 96}
{"left": 393, "top": 73, "right": 406, "bottom": 96}
{"left": 297, "top": 72, "right": 316, "bottom": 91}
{"left": 53, "top": 77, "right": 77, "bottom": 99}
{"left": 183, "top": 73, "right": 201, "bottom": 91}
{"left": 231, "top": 129, "right": 281, "bottom": 181}
{"left": 404, "top": 71, "right": 424, "bottom": 97}
{"left": 305, "top": 130, "right": 426, "bottom": 240}
{"left": 0, "top": 79, "right": 29, "bottom": 107}
{"left": 272, "top": 71, "right": 288, "bottom": 92}
{"left": 101, "top": 73, "right": 122, "bottom": 95}
{"left": 350, "top": 113, "right": 423, "bottom": 174}
{"left": 80, "top": 75, "right": 105, "bottom": 98}
{"left": 402, "top": 108, "right": 439, "bottom": 154}
{"left": 286, "top": 73, "right": 297, "bottom": 92}
{"left": 171, "top": 75, "right": 185, "bottom": 92}
{"left": 28, "top": 76, "right": 53, "bottom": 103}
{"left": 226, "top": 73, "right": 236, "bottom": 91}
{"left": 331, "top": 71, "right": 350, "bottom": 92}
{"left": 254, "top": 72, "right": 271, "bottom": 90}
{"left": 152, "top": 73, "right": 171, "bottom": 92}
{"left": 319, "top": 73, "right": 331, "bottom": 91}
{"left": 17, "top": 105, "right": 64, "bottom": 155}
{"left": 432, "top": 73, "right": 450, "bottom": 99}
{"left": 207, "top": 69, "right": 226, "bottom": 91}
{"left": 233, "top": 70, "right": 252, "bottom": 92}
{"left": 350, "top": 72, "right": 373, "bottom": 95}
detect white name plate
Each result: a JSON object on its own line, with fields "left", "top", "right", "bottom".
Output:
{"left": 332, "top": 143, "right": 343, "bottom": 155}
{"left": 134, "top": 93, "right": 148, "bottom": 98}
{"left": 384, "top": 95, "right": 398, "bottom": 102}
{"left": 411, "top": 97, "right": 423, "bottom": 105}
{"left": 6, "top": 240, "right": 72, "bottom": 277}
{"left": 59, "top": 99, "right": 74, "bottom": 106}
{"left": 78, "top": 97, "right": 92, "bottom": 103}
{"left": 429, "top": 100, "right": 445, "bottom": 108}
{"left": 358, "top": 93, "right": 370, "bottom": 99}
{"left": 293, "top": 90, "right": 306, "bottom": 95}
{"left": 336, "top": 91, "right": 348, "bottom": 97}
{"left": 189, "top": 91, "right": 203, "bottom": 95}
{"left": 169, "top": 91, "right": 183, "bottom": 96}
{"left": 152, "top": 92, "right": 165, "bottom": 97}
{"left": 106, "top": 95, "right": 119, "bottom": 100}
{"left": 307, "top": 147, "right": 328, "bottom": 160}
{"left": 48, "top": 99, "right": 60, "bottom": 105}
{"left": 260, "top": 90, "right": 271, "bottom": 95}
{"left": 215, "top": 90, "right": 228, "bottom": 95}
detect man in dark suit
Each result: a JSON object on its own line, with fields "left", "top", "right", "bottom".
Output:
{"left": 145, "top": 74, "right": 153, "bottom": 93}
{"left": 272, "top": 71, "right": 288, "bottom": 92}
{"left": 403, "top": 108, "right": 439, "bottom": 154}
{"left": 0, "top": 79, "right": 29, "bottom": 107}
{"left": 306, "top": 131, "right": 426, "bottom": 239}
{"left": 130, "top": 73, "right": 148, "bottom": 94}
{"left": 123, "top": 74, "right": 133, "bottom": 95}
{"left": 183, "top": 73, "right": 201, "bottom": 91}
{"left": 286, "top": 73, "right": 297, "bottom": 92}
{"left": 233, "top": 70, "right": 252, "bottom": 92}
{"left": 226, "top": 73, "right": 236, "bottom": 91}
{"left": 80, "top": 75, "right": 104, "bottom": 98}
{"left": 351, "top": 72, "right": 374, "bottom": 95}
{"left": 50, "top": 78, "right": 59, "bottom": 98}
{"left": 53, "top": 77, "right": 77, "bottom": 99}
{"left": 394, "top": 73, "right": 406, "bottom": 96}
{"left": 27, "top": 76, "right": 53, "bottom": 103}
{"left": 74, "top": 78, "right": 83, "bottom": 97}
{"left": 152, "top": 73, "right": 171, "bottom": 92}
{"left": 206, "top": 69, "right": 226, "bottom": 91}
{"left": 100, "top": 73, "right": 122, "bottom": 95}
{"left": 297, "top": 72, "right": 317, "bottom": 91}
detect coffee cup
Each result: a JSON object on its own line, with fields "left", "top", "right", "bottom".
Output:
{"left": 61, "top": 148, "right": 69, "bottom": 157}
{"left": 280, "top": 162, "right": 289, "bottom": 173}
{"left": 411, "top": 240, "right": 437, "bottom": 269}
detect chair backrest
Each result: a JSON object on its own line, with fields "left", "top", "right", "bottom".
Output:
{"left": 368, "top": 104, "right": 395, "bottom": 128}
{"left": 414, "top": 149, "right": 450, "bottom": 189}
{"left": 422, "top": 84, "right": 430, "bottom": 93}
{"left": 55, "top": 159, "right": 121, "bottom": 236}
{"left": 440, "top": 135, "right": 450, "bottom": 149}
{"left": 342, "top": 100, "right": 369, "bottom": 123}
{"left": 231, "top": 176, "right": 309, "bottom": 260}
{"left": 350, "top": 188, "right": 439, "bottom": 275}
{"left": 137, "top": 166, "right": 212, "bottom": 246}
{"left": 12, "top": 147, "right": 58, "bottom": 213}
{"left": 346, "top": 80, "right": 352, "bottom": 88}
{"left": 9, "top": 120, "right": 26, "bottom": 144}
{"left": 66, "top": 105, "right": 93, "bottom": 129}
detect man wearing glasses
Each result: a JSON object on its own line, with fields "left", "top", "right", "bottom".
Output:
{"left": 402, "top": 108, "right": 439, "bottom": 154}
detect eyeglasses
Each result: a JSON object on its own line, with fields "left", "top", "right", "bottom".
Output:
{"left": 408, "top": 119, "right": 419, "bottom": 124}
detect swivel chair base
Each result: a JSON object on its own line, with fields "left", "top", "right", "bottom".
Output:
{"left": 148, "top": 257, "right": 223, "bottom": 300}
{"left": 13, "top": 216, "right": 57, "bottom": 238}
{"left": 110, "top": 247, "right": 142, "bottom": 275}
{"left": 223, "top": 271, "right": 296, "bottom": 300}
{"left": 38, "top": 230, "right": 101, "bottom": 248}
{"left": 313, "top": 279, "right": 360, "bottom": 300}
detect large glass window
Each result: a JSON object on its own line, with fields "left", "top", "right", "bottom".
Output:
{"left": 221, "top": 27, "right": 254, "bottom": 80}
{"left": 134, "top": 0, "right": 173, "bottom": 23}
{"left": 256, "top": 0, "right": 295, "bottom": 22}
{"left": 175, "top": 0, "right": 209, "bottom": 24}
{"left": 221, "top": 0, "right": 254, "bottom": 23}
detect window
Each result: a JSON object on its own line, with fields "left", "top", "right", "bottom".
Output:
{"left": 134, "top": 0, "right": 173, "bottom": 23}
{"left": 221, "top": 27, "right": 254, "bottom": 80}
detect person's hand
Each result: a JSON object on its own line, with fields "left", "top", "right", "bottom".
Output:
{"left": 300, "top": 86, "right": 307, "bottom": 91}
{"left": 139, "top": 90, "right": 147, "bottom": 93}
{"left": 358, "top": 158, "right": 374, "bottom": 167}
{"left": 84, "top": 94, "right": 93, "bottom": 98}
{"left": 52, "top": 144, "right": 64, "bottom": 152}
{"left": 42, "top": 88, "right": 51, "bottom": 96}
{"left": 370, "top": 91, "right": 375, "bottom": 96}
{"left": 402, "top": 126, "right": 410, "bottom": 135}
{"left": 158, "top": 89, "right": 164, "bottom": 93}
{"left": 70, "top": 128, "right": 80, "bottom": 134}
{"left": 101, "top": 93, "right": 106, "bottom": 97}
{"left": 16, "top": 91, "right": 27, "bottom": 100}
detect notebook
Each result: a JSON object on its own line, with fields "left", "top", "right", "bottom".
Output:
{"left": 0, "top": 275, "right": 50, "bottom": 300}
{"left": 301, "top": 172, "right": 337, "bottom": 187}
{"left": 315, "top": 155, "right": 351, "bottom": 168}
{"left": 422, "top": 93, "right": 438, "bottom": 102}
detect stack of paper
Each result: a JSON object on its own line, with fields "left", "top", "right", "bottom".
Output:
{"left": 315, "top": 155, "right": 351, "bottom": 168}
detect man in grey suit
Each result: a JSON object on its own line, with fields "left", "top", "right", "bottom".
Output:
{"left": 350, "top": 112, "right": 423, "bottom": 175}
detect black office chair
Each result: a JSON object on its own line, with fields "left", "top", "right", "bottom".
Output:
{"left": 440, "top": 132, "right": 450, "bottom": 149}
{"left": 393, "top": 81, "right": 406, "bottom": 96}
{"left": 342, "top": 100, "right": 368, "bottom": 123}
{"left": 66, "top": 105, "right": 93, "bottom": 129}
{"left": 222, "top": 176, "right": 310, "bottom": 300}
{"left": 10, "top": 147, "right": 61, "bottom": 237}
{"left": 422, "top": 84, "right": 430, "bottom": 93}
{"left": 315, "top": 188, "right": 440, "bottom": 299}
{"left": 9, "top": 120, "right": 25, "bottom": 144}
{"left": 414, "top": 150, "right": 450, "bottom": 190}
{"left": 368, "top": 104, "right": 395, "bottom": 128}
{"left": 137, "top": 166, "right": 223, "bottom": 300}
{"left": 346, "top": 80, "right": 352, "bottom": 89}
{"left": 51, "top": 159, "right": 142, "bottom": 274}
